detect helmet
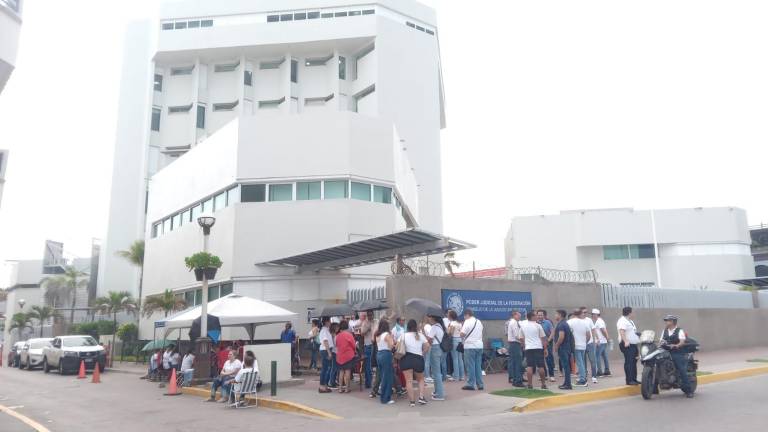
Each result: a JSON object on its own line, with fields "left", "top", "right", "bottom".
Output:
{"left": 663, "top": 314, "right": 679, "bottom": 322}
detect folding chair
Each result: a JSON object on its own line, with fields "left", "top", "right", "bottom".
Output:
{"left": 227, "top": 371, "right": 261, "bottom": 408}
{"left": 484, "top": 338, "right": 508, "bottom": 374}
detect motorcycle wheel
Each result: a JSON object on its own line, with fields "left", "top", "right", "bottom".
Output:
{"left": 641, "top": 365, "right": 655, "bottom": 400}
{"left": 688, "top": 372, "right": 697, "bottom": 394}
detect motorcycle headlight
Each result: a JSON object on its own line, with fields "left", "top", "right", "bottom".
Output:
{"left": 640, "top": 345, "right": 650, "bottom": 358}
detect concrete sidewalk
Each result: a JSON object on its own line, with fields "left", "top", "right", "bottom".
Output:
{"left": 252, "top": 346, "right": 768, "bottom": 419}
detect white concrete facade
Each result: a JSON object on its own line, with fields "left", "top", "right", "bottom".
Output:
{"left": 505, "top": 207, "right": 755, "bottom": 291}
{"left": 0, "top": 0, "right": 21, "bottom": 94}
{"left": 98, "top": 0, "right": 447, "bottom": 339}
{"left": 0, "top": 149, "right": 7, "bottom": 208}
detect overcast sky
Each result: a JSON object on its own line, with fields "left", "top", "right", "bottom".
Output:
{"left": 1, "top": 0, "right": 767, "bottom": 278}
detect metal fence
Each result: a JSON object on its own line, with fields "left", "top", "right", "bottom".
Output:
{"left": 347, "top": 285, "right": 386, "bottom": 304}
{"left": 602, "top": 285, "right": 754, "bottom": 309}
{"left": 508, "top": 267, "right": 598, "bottom": 283}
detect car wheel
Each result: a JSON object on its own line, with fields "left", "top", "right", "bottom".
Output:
{"left": 58, "top": 360, "right": 65, "bottom": 375}
{"left": 43, "top": 358, "right": 50, "bottom": 373}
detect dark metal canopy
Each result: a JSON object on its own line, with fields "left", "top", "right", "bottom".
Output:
{"left": 259, "top": 229, "right": 475, "bottom": 273}
{"left": 728, "top": 277, "right": 768, "bottom": 289}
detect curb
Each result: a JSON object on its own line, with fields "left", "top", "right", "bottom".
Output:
{"left": 181, "top": 386, "right": 342, "bottom": 420}
{"left": 511, "top": 365, "right": 768, "bottom": 413}
{"left": 106, "top": 368, "right": 145, "bottom": 376}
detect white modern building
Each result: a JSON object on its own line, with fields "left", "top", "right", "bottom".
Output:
{"left": 0, "top": 149, "right": 7, "bottom": 208}
{"left": 505, "top": 207, "right": 755, "bottom": 291}
{"left": 98, "top": 0, "right": 465, "bottom": 339}
{"left": 0, "top": 0, "right": 22, "bottom": 94}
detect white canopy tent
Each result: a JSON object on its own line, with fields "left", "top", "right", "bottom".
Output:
{"left": 157, "top": 294, "right": 298, "bottom": 341}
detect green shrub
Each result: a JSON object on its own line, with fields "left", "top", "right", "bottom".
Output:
{"left": 117, "top": 323, "right": 139, "bottom": 342}
{"left": 71, "top": 322, "right": 99, "bottom": 339}
{"left": 96, "top": 320, "right": 116, "bottom": 336}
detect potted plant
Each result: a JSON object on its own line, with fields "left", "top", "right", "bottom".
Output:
{"left": 184, "top": 252, "right": 223, "bottom": 281}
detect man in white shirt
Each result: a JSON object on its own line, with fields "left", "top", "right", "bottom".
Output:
{"left": 180, "top": 349, "right": 195, "bottom": 386}
{"left": 231, "top": 355, "right": 259, "bottom": 406}
{"left": 567, "top": 309, "right": 592, "bottom": 387}
{"left": 617, "top": 306, "right": 641, "bottom": 385}
{"left": 506, "top": 311, "right": 524, "bottom": 387}
{"left": 580, "top": 307, "right": 599, "bottom": 384}
{"left": 519, "top": 311, "right": 548, "bottom": 390}
{"left": 207, "top": 349, "right": 242, "bottom": 402}
{"left": 591, "top": 309, "right": 612, "bottom": 377}
{"left": 318, "top": 317, "right": 335, "bottom": 392}
{"left": 460, "top": 309, "right": 485, "bottom": 391}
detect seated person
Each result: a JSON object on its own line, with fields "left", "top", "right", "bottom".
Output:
{"left": 180, "top": 349, "right": 195, "bottom": 386}
{"left": 230, "top": 355, "right": 260, "bottom": 406}
{"left": 207, "top": 349, "right": 241, "bottom": 402}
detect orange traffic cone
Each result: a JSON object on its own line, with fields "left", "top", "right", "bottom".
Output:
{"left": 164, "top": 368, "right": 181, "bottom": 396}
{"left": 77, "top": 360, "right": 86, "bottom": 379}
{"left": 91, "top": 363, "right": 101, "bottom": 384}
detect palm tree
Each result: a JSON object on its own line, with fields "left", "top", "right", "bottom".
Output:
{"left": 41, "top": 266, "right": 89, "bottom": 326}
{"left": 94, "top": 291, "right": 138, "bottom": 365}
{"left": 142, "top": 289, "right": 187, "bottom": 318}
{"left": 28, "top": 305, "right": 60, "bottom": 338}
{"left": 444, "top": 252, "right": 461, "bottom": 277}
{"left": 8, "top": 312, "right": 32, "bottom": 340}
{"left": 116, "top": 240, "right": 145, "bottom": 308}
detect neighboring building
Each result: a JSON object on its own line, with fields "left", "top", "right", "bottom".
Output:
{"left": 750, "top": 225, "right": 768, "bottom": 277}
{"left": 0, "top": 0, "right": 22, "bottom": 94}
{"left": 98, "top": 0, "right": 459, "bottom": 339}
{"left": 0, "top": 149, "right": 7, "bottom": 208}
{"left": 505, "top": 207, "right": 755, "bottom": 291}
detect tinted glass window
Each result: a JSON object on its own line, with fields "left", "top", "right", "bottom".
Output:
{"left": 214, "top": 192, "right": 226, "bottom": 211}
{"left": 154, "top": 74, "right": 163, "bottom": 92}
{"left": 308, "top": 11, "right": 320, "bottom": 19}
{"left": 362, "top": 9, "right": 375, "bottom": 15}
{"left": 175, "top": 22, "right": 187, "bottom": 29}
{"left": 162, "top": 23, "right": 174, "bottom": 30}
{"left": 280, "top": 14, "right": 293, "bottom": 21}
{"left": 267, "top": 15, "right": 279, "bottom": 22}
{"left": 373, "top": 185, "right": 392, "bottom": 204}
{"left": 294, "top": 12, "right": 307, "bottom": 20}
{"left": 290, "top": 59, "right": 298, "bottom": 83}
{"left": 244, "top": 70, "right": 253, "bottom": 86}
{"left": 196, "top": 105, "right": 205, "bottom": 129}
{"left": 188, "top": 20, "right": 200, "bottom": 28}
{"left": 269, "top": 184, "right": 293, "bottom": 201}
{"left": 201, "top": 20, "right": 213, "bottom": 27}
{"left": 151, "top": 108, "right": 161, "bottom": 131}
{"left": 296, "top": 182, "right": 321, "bottom": 200}
{"left": 324, "top": 181, "right": 348, "bottom": 199}
{"left": 321, "top": 13, "right": 333, "bottom": 18}
{"left": 63, "top": 336, "right": 98, "bottom": 347}
{"left": 335, "top": 12, "right": 348, "bottom": 17}
{"left": 241, "top": 184, "right": 266, "bottom": 202}
{"left": 351, "top": 182, "right": 371, "bottom": 201}
{"left": 338, "top": 56, "right": 346, "bottom": 80}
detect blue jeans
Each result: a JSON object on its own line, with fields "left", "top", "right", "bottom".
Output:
{"left": 441, "top": 348, "right": 448, "bottom": 379}
{"left": 377, "top": 350, "right": 394, "bottom": 403}
{"left": 558, "top": 349, "right": 572, "bottom": 387}
{"left": 329, "top": 352, "right": 339, "bottom": 386}
{"left": 586, "top": 343, "right": 598, "bottom": 378}
{"left": 574, "top": 349, "right": 587, "bottom": 383}
{"left": 363, "top": 345, "right": 373, "bottom": 388}
{"left": 309, "top": 342, "right": 318, "bottom": 370}
{"left": 429, "top": 345, "right": 445, "bottom": 398}
{"left": 452, "top": 337, "right": 464, "bottom": 380}
{"left": 545, "top": 341, "right": 555, "bottom": 377}
{"left": 319, "top": 351, "right": 331, "bottom": 386}
{"left": 671, "top": 351, "right": 692, "bottom": 394}
{"left": 424, "top": 346, "right": 432, "bottom": 379}
{"left": 595, "top": 343, "right": 609, "bottom": 374}
{"left": 464, "top": 348, "right": 484, "bottom": 389}
{"left": 210, "top": 375, "right": 234, "bottom": 399}
{"left": 182, "top": 370, "right": 194, "bottom": 386}
{"left": 508, "top": 342, "right": 523, "bottom": 384}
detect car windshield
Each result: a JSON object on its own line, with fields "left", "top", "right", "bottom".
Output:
{"left": 63, "top": 337, "right": 98, "bottom": 347}
{"left": 30, "top": 341, "right": 50, "bottom": 349}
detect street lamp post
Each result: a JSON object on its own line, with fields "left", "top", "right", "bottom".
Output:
{"left": 193, "top": 214, "right": 216, "bottom": 381}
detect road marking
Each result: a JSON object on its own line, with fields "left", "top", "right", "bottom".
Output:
{"left": 0, "top": 404, "right": 52, "bottom": 432}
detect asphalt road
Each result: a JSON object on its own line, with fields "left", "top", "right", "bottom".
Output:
{"left": 1, "top": 365, "right": 766, "bottom": 432}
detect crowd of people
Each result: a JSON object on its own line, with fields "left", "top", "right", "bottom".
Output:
{"left": 311, "top": 304, "right": 656, "bottom": 405}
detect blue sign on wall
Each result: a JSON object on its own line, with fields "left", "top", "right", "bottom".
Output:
{"left": 441, "top": 289, "right": 533, "bottom": 321}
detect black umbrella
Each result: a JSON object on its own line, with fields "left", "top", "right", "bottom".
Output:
{"left": 353, "top": 299, "right": 388, "bottom": 312}
{"left": 311, "top": 303, "right": 355, "bottom": 318}
{"left": 405, "top": 298, "right": 443, "bottom": 317}
{"left": 189, "top": 314, "right": 222, "bottom": 341}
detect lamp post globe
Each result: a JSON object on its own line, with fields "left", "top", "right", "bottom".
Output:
{"left": 18, "top": 299, "right": 25, "bottom": 309}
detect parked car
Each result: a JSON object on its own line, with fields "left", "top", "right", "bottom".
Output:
{"left": 42, "top": 335, "right": 106, "bottom": 374}
{"left": 9, "top": 341, "right": 25, "bottom": 368}
{"left": 19, "top": 338, "right": 53, "bottom": 370}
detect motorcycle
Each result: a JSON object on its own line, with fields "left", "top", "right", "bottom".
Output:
{"left": 638, "top": 330, "right": 699, "bottom": 400}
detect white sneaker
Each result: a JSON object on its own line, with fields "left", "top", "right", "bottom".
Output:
{"left": 425, "top": 377, "right": 434, "bottom": 383}
{"left": 592, "top": 377, "right": 598, "bottom": 384}
{"left": 549, "top": 377, "right": 555, "bottom": 382}
{"left": 447, "top": 377, "right": 456, "bottom": 382}
{"left": 481, "top": 371, "right": 487, "bottom": 376}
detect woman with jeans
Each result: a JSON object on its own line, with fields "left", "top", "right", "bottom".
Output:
{"left": 425, "top": 315, "right": 446, "bottom": 401}
{"left": 308, "top": 319, "right": 320, "bottom": 371}
{"left": 318, "top": 317, "right": 334, "bottom": 393}
{"left": 446, "top": 310, "right": 464, "bottom": 381}
{"left": 375, "top": 319, "right": 395, "bottom": 404}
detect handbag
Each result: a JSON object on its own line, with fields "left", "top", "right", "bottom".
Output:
{"left": 457, "top": 320, "right": 478, "bottom": 353}
{"left": 394, "top": 338, "right": 406, "bottom": 360}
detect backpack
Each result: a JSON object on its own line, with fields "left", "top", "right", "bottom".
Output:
{"left": 439, "top": 323, "right": 452, "bottom": 353}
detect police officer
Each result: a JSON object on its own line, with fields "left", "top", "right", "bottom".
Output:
{"left": 660, "top": 315, "right": 693, "bottom": 398}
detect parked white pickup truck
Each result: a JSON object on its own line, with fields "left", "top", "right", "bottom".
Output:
{"left": 42, "top": 335, "right": 107, "bottom": 374}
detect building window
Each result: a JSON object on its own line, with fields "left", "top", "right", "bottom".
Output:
{"left": 213, "top": 192, "right": 226, "bottom": 211}
{"left": 214, "top": 61, "right": 240, "bottom": 73}
{"left": 191, "top": 203, "right": 202, "bottom": 221}
{"left": 603, "top": 244, "right": 656, "bottom": 260}
{"left": 290, "top": 59, "right": 298, "bottom": 83}
{"left": 152, "top": 223, "right": 160, "bottom": 238}
{"left": 406, "top": 22, "right": 416, "bottom": 28}
{"left": 308, "top": 11, "right": 320, "bottom": 19}
{"left": 244, "top": 70, "right": 253, "bottom": 86}
{"left": 335, "top": 12, "right": 348, "bottom": 17}
{"left": 170, "top": 65, "right": 194, "bottom": 75}
{"left": 280, "top": 13, "right": 293, "bottom": 21}
{"left": 168, "top": 104, "right": 193, "bottom": 114}
{"left": 151, "top": 108, "right": 161, "bottom": 132}
{"left": 294, "top": 12, "right": 307, "bottom": 20}
{"left": 269, "top": 184, "right": 293, "bottom": 202}
{"left": 351, "top": 182, "right": 371, "bottom": 201}
{"left": 201, "top": 197, "right": 213, "bottom": 213}
{"left": 267, "top": 14, "right": 279, "bottom": 22}
{"left": 188, "top": 20, "right": 200, "bottom": 28}
{"left": 373, "top": 185, "right": 392, "bottom": 204}
{"left": 201, "top": 20, "right": 213, "bottom": 27}
{"left": 162, "top": 22, "right": 174, "bottom": 30}
{"left": 349, "top": 11, "right": 362, "bottom": 16}
{"left": 338, "top": 56, "right": 346, "bottom": 80}
{"left": 181, "top": 209, "right": 191, "bottom": 225}
{"left": 241, "top": 184, "right": 266, "bottom": 202}
{"left": 209, "top": 285, "right": 220, "bottom": 301}
{"left": 324, "top": 180, "right": 348, "bottom": 199}
{"left": 425, "top": 29, "right": 435, "bottom": 35}
{"left": 296, "top": 182, "right": 321, "bottom": 200}
{"left": 154, "top": 74, "right": 163, "bottom": 92}
{"left": 220, "top": 283, "right": 233, "bottom": 297}
{"left": 184, "top": 290, "right": 195, "bottom": 306}
{"left": 362, "top": 9, "right": 375, "bottom": 15}
{"left": 321, "top": 12, "right": 333, "bottom": 18}
{"left": 172, "top": 213, "right": 181, "bottom": 230}
{"left": 162, "top": 218, "right": 171, "bottom": 234}
{"left": 175, "top": 21, "right": 187, "bottom": 30}
{"left": 213, "top": 100, "right": 239, "bottom": 111}
{"left": 196, "top": 105, "right": 205, "bottom": 129}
